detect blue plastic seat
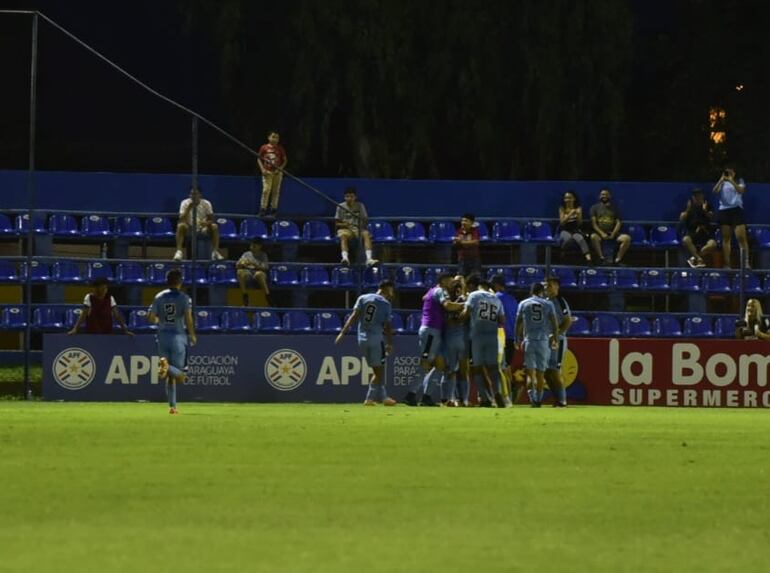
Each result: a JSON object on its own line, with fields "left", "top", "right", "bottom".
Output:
{"left": 271, "top": 265, "right": 300, "bottom": 286}
{"left": 283, "top": 310, "right": 313, "bottom": 332}
{"left": 0, "top": 261, "right": 20, "bottom": 282}
{"left": 302, "top": 265, "right": 331, "bottom": 287}
{"left": 613, "top": 269, "right": 640, "bottom": 290}
{"left": 703, "top": 271, "right": 731, "bottom": 293}
{"left": 684, "top": 316, "right": 713, "bottom": 338}
{"left": 592, "top": 314, "right": 622, "bottom": 337}
{"left": 3, "top": 306, "right": 27, "bottom": 329}
{"left": 551, "top": 267, "right": 578, "bottom": 289}
{"left": 398, "top": 221, "right": 427, "bottom": 243}
{"left": 16, "top": 213, "right": 48, "bottom": 234}
{"left": 145, "top": 216, "right": 175, "bottom": 239}
{"left": 732, "top": 272, "right": 763, "bottom": 294}
{"left": 492, "top": 221, "right": 523, "bottom": 242}
{"left": 486, "top": 267, "right": 516, "bottom": 287}
{"left": 653, "top": 316, "right": 683, "bottom": 337}
{"left": 314, "top": 311, "right": 342, "bottom": 333}
{"left": 649, "top": 225, "right": 679, "bottom": 248}
{"left": 623, "top": 315, "right": 652, "bottom": 337}
{"left": 475, "top": 221, "right": 490, "bottom": 242}
{"left": 640, "top": 269, "right": 669, "bottom": 291}
{"left": 670, "top": 270, "right": 702, "bottom": 292}
{"left": 49, "top": 214, "right": 80, "bottom": 237}
{"left": 0, "top": 214, "right": 14, "bottom": 236}
{"left": 362, "top": 265, "right": 383, "bottom": 288}
{"left": 517, "top": 266, "right": 545, "bottom": 288}
{"left": 255, "top": 310, "right": 282, "bottom": 332}
{"left": 751, "top": 227, "right": 770, "bottom": 249}
{"left": 396, "top": 266, "right": 424, "bottom": 288}
{"left": 22, "top": 261, "right": 51, "bottom": 282}
{"left": 570, "top": 315, "right": 591, "bottom": 336}
{"left": 148, "top": 263, "right": 180, "bottom": 285}
{"left": 33, "top": 307, "right": 66, "bottom": 330}
{"left": 625, "top": 224, "right": 649, "bottom": 247}
{"left": 116, "top": 262, "right": 147, "bottom": 285}
{"left": 88, "top": 261, "right": 114, "bottom": 282}
{"left": 195, "top": 309, "right": 222, "bottom": 332}
{"left": 272, "top": 220, "right": 301, "bottom": 241}
{"left": 423, "top": 267, "right": 449, "bottom": 287}
{"left": 186, "top": 263, "right": 210, "bottom": 285}
{"left": 404, "top": 312, "right": 422, "bottom": 334}
{"left": 525, "top": 221, "right": 554, "bottom": 243}
{"left": 368, "top": 221, "right": 396, "bottom": 243}
{"left": 390, "top": 313, "right": 405, "bottom": 333}
{"left": 333, "top": 266, "right": 357, "bottom": 288}
{"left": 81, "top": 214, "right": 113, "bottom": 237}
{"left": 222, "top": 309, "right": 252, "bottom": 332}
{"left": 240, "top": 218, "right": 269, "bottom": 240}
{"left": 65, "top": 307, "right": 84, "bottom": 329}
{"left": 115, "top": 216, "right": 145, "bottom": 238}
{"left": 428, "top": 221, "right": 457, "bottom": 243}
{"left": 714, "top": 315, "right": 737, "bottom": 338}
{"left": 302, "top": 221, "right": 333, "bottom": 242}
{"left": 128, "top": 309, "right": 156, "bottom": 333}
{"left": 53, "top": 261, "right": 85, "bottom": 284}
{"left": 208, "top": 262, "right": 238, "bottom": 285}
{"left": 580, "top": 268, "right": 609, "bottom": 290}
{"left": 215, "top": 217, "right": 238, "bottom": 240}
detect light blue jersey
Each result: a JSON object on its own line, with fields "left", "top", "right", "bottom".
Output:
{"left": 354, "top": 292, "right": 392, "bottom": 342}
{"left": 150, "top": 288, "right": 191, "bottom": 334}
{"left": 547, "top": 296, "right": 571, "bottom": 371}
{"left": 517, "top": 296, "right": 556, "bottom": 341}
{"left": 465, "top": 290, "right": 505, "bottom": 337}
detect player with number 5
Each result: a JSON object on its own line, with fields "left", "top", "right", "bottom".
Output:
{"left": 515, "top": 282, "right": 558, "bottom": 407}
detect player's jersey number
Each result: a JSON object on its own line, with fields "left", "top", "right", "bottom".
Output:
{"left": 478, "top": 301, "right": 499, "bottom": 322}
{"left": 531, "top": 303, "right": 543, "bottom": 322}
{"left": 363, "top": 303, "right": 377, "bottom": 323}
{"left": 163, "top": 303, "right": 176, "bottom": 324}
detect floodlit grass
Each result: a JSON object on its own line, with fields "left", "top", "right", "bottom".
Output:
{"left": 0, "top": 403, "right": 768, "bottom": 572}
{"left": 0, "top": 365, "right": 41, "bottom": 384}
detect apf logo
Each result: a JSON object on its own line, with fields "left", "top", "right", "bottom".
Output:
{"left": 264, "top": 349, "right": 307, "bottom": 391}
{"left": 53, "top": 348, "right": 96, "bottom": 390}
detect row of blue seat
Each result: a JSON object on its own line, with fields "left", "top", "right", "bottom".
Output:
{"left": 3, "top": 260, "right": 768, "bottom": 293}
{"left": 0, "top": 305, "right": 739, "bottom": 338}
{"left": 8, "top": 212, "right": 770, "bottom": 247}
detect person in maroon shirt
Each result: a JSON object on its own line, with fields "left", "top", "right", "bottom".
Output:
{"left": 453, "top": 213, "right": 482, "bottom": 277}
{"left": 257, "top": 130, "right": 288, "bottom": 217}
{"left": 67, "top": 277, "right": 133, "bottom": 335}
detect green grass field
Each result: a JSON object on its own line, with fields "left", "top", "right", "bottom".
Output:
{"left": 1, "top": 403, "right": 768, "bottom": 572}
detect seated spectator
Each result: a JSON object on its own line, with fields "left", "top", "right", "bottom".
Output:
{"left": 335, "top": 187, "right": 378, "bottom": 266}
{"left": 735, "top": 299, "right": 770, "bottom": 340}
{"left": 557, "top": 190, "right": 592, "bottom": 265}
{"left": 589, "top": 187, "right": 631, "bottom": 266}
{"left": 453, "top": 213, "right": 481, "bottom": 277}
{"left": 68, "top": 277, "right": 133, "bottom": 335}
{"left": 236, "top": 239, "right": 270, "bottom": 307}
{"left": 174, "top": 186, "right": 224, "bottom": 262}
{"left": 680, "top": 188, "right": 716, "bottom": 268}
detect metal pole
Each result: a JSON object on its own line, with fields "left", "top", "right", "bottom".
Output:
{"left": 738, "top": 247, "right": 745, "bottom": 314}
{"left": 191, "top": 116, "right": 198, "bottom": 312}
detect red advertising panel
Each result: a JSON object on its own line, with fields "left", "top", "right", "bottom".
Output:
{"left": 565, "top": 338, "right": 770, "bottom": 408}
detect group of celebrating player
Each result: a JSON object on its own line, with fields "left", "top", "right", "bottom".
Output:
{"left": 337, "top": 272, "right": 576, "bottom": 408}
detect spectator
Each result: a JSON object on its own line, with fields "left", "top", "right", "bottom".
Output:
{"left": 680, "top": 188, "right": 717, "bottom": 268}
{"left": 335, "top": 187, "right": 378, "bottom": 266}
{"left": 453, "top": 213, "right": 481, "bottom": 277}
{"left": 713, "top": 166, "right": 750, "bottom": 269}
{"left": 557, "top": 190, "right": 592, "bottom": 265}
{"left": 589, "top": 187, "right": 631, "bottom": 266}
{"left": 257, "top": 130, "right": 288, "bottom": 218}
{"left": 236, "top": 239, "right": 270, "bottom": 307}
{"left": 67, "top": 277, "right": 133, "bottom": 336}
{"left": 735, "top": 299, "right": 770, "bottom": 340}
{"left": 174, "top": 186, "right": 224, "bottom": 262}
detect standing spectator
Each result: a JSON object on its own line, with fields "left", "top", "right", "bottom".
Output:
{"left": 589, "top": 187, "right": 632, "bottom": 266}
{"left": 335, "top": 187, "right": 378, "bottom": 266}
{"left": 680, "top": 188, "right": 717, "bottom": 268}
{"left": 258, "top": 130, "right": 288, "bottom": 218}
{"left": 67, "top": 277, "right": 133, "bottom": 336}
{"left": 174, "top": 186, "right": 224, "bottom": 262}
{"left": 735, "top": 299, "right": 770, "bottom": 340}
{"left": 557, "top": 191, "right": 592, "bottom": 265}
{"left": 236, "top": 239, "right": 270, "bottom": 307}
{"left": 713, "top": 166, "right": 750, "bottom": 269}
{"left": 453, "top": 213, "right": 481, "bottom": 277}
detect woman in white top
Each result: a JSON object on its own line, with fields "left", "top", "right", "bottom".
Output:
{"left": 712, "top": 166, "right": 749, "bottom": 269}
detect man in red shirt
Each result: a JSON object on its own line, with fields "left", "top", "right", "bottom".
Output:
{"left": 453, "top": 213, "right": 482, "bottom": 277}
{"left": 257, "top": 130, "right": 288, "bottom": 217}
{"left": 67, "top": 277, "right": 133, "bottom": 335}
